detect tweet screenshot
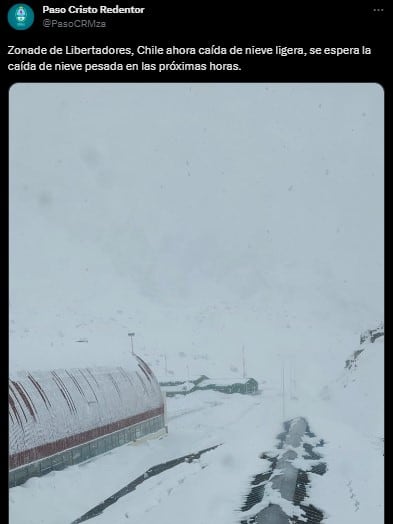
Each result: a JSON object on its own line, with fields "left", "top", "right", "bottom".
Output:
{"left": 4, "top": 4, "right": 386, "bottom": 524}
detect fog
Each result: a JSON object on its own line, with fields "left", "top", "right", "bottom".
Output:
{"left": 9, "top": 83, "right": 383, "bottom": 388}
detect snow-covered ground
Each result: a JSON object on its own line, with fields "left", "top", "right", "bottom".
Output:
{"left": 9, "top": 331, "right": 384, "bottom": 524}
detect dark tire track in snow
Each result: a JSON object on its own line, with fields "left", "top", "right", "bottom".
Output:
{"left": 239, "top": 417, "right": 326, "bottom": 524}
{"left": 71, "top": 444, "right": 221, "bottom": 523}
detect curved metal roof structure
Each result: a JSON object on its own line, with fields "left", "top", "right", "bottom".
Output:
{"left": 9, "top": 355, "right": 164, "bottom": 470}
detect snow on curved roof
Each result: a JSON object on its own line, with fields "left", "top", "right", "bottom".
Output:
{"left": 9, "top": 356, "right": 164, "bottom": 465}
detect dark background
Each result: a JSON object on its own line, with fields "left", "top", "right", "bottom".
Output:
{"left": 2, "top": 5, "right": 389, "bottom": 81}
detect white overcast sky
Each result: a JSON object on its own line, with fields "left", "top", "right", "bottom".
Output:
{"left": 9, "top": 83, "right": 384, "bottom": 383}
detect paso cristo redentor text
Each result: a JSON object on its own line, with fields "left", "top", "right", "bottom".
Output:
{"left": 42, "top": 5, "right": 146, "bottom": 14}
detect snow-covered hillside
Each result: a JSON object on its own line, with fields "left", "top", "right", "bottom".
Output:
{"left": 320, "top": 322, "right": 384, "bottom": 449}
{"left": 10, "top": 84, "right": 383, "bottom": 391}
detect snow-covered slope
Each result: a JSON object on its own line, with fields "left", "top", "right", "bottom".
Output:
{"left": 10, "top": 84, "right": 383, "bottom": 393}
{"left": 320, "top": 322, "right": 384, "bottom": 446}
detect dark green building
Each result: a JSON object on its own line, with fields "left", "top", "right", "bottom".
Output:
{"left": 196, "top": 377, "right": 259, "bottom": 395}
{"left": 160, "top": 376, "right": 259, "bottom": 396}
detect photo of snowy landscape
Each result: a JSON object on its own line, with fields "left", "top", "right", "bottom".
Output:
{"left": 9, "top": 83, "right": 383, "bottom": 523}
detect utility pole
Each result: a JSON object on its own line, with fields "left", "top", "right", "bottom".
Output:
{"left": 293, "top": 370, "right": 297, "bottom": 400}
{"left": 164, "top": 354, "right": 168, "bottom": 376}
{"left": 242, "top": 345, "right": 246, "bottom": 379}
{"left": 282, "top": 364, "right": 285, "bottom": 420}
{"left": 290, "top": 356, "right": 297, "bottom": 400}
{"left": 128, "top": 332, "right": 135, "bottom": 355}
